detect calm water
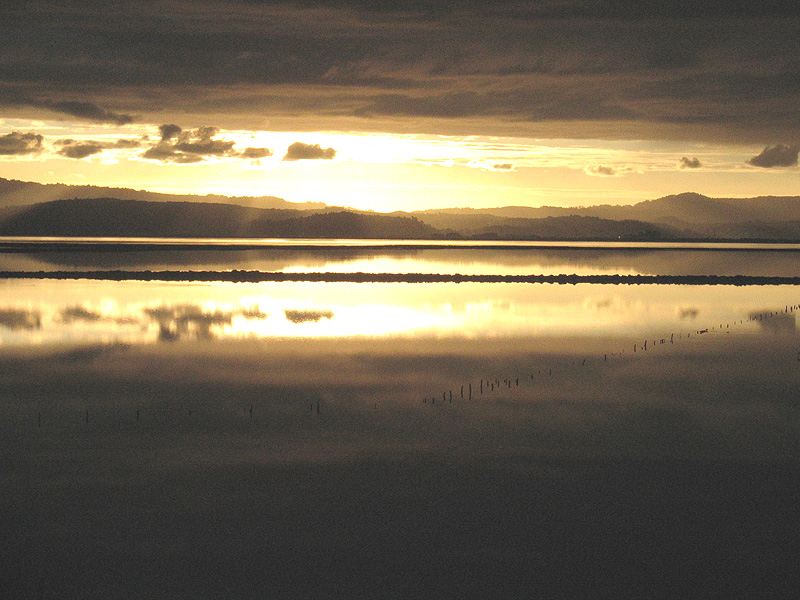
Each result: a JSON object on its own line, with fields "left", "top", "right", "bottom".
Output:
{"left": 0, "top": 279, "right": 796, "bottom": 347}
{"left": 3, "top": 237, "right": 800, "bottom": 276}
{"left": 2, "top": 240, "right": 799, "bottom": 599}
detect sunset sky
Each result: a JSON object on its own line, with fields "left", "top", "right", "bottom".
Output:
{"left": 1, "top": 1, "right": 799, "bottom": 211}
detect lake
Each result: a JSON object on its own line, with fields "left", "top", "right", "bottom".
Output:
{"left": 1, "top": 240, "right": 799, "bottom": 599}
{"left": 3, "top": 237, "right": 800, "bottom": 276}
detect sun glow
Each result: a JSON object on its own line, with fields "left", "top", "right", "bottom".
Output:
{"left": 5, "top": 116, "right": 796, "bottom": 211}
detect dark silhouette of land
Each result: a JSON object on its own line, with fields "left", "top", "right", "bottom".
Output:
{"left": 4, "top": 177, "right": 800, "bottom": 241}
{"left": 0, "top": 198, "right": 439, "bottom": 239}
{"left": 2, "top": 270, "right": 799, "bottom": 285}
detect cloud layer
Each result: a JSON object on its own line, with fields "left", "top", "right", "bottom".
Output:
{"left": 1, "top": 2, "right": 798, "bottom": 143}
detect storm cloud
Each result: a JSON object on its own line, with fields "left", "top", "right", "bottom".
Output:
{"left": 746, "top": 144, "right": 800, "bottom": 168}
{"left": 1, "top": 2, "right": 798, "bottom": 142}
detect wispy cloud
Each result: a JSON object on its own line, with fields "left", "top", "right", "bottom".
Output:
{"left": 584, "top": 164, "right": 635, "bottom": 177}
{"left": 37, "top": 100, "right": 134, "bottom": 125}
{"left": 466, "top": 160, "right": 516, "bottom": 172}
{"left": 55, "top": 138, "right": 142, "bottom": 160}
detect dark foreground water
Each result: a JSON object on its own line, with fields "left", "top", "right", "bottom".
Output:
{"left": 1, "top": 243, "right": 799, "bottom": 599}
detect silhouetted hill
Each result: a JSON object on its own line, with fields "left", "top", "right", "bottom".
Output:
{"left": 473, "top": 215, "right": 675, "bottom": 241}
{"left": 0, "top": 198, "right": 306, "bottom": 237}
{"left": 250, "top": 211, "right": 439, "bottom": 239}
{"left": 415, "top": 193, "right": 800, "bottom": 240}
{"left": 0, "top": 177, "right": 326, "bottom": 210}
{"left": 0, "top": 198, "right": 439, "bottom": 239}
{"left": 4, "top": 186, "right": 800, "bottom": 241}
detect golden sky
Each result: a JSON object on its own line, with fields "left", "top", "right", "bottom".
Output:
{"left": 1, "top": 1, "right": 799, "bottom": 211}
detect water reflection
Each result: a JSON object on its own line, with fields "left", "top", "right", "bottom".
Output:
{"left": 0, "top": 307, "right": 41, "bottom": 330}
{"left": 5, "top": 244, "right": 800, "bottom": 277}
{"left": 750, "top": 310, "right": 798, "bottom": 334}
{"left": 284, "top": 309, "right": 334, "bottom": 324}
{"left": 0, "top": 279, "right": 796, "bottom": 347}
{"left": 3, "top": 275, "right": 799, "bottom": 599}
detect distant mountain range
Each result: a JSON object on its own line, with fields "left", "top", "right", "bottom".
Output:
{"left": 2, "top": 178, "right": 800, "bottom": 241}
{"left": 0, "top": 177, "right": 325, "bottom": 210}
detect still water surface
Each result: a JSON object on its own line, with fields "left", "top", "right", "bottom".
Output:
{"left": 2, "top": 238, "right": 800, "bottom": 276}
{"left": 0, "top": 279, "right": 795, "bottom": 347}
{"left": 2, "top": 241, "right": 799, "bottom": 599}
{"left": 1, "top": 240, "right": 797, "bottom": 346}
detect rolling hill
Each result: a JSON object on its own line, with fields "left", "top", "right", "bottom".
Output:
{"left": 0, "top": 197, "right": 439, "bottom": 239}
{"left": 3, "top": 178, "right": 800, "bottom": 241}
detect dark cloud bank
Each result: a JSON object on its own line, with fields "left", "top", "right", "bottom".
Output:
{"left": 1, "top": 1, "right": 799, "bottom": 142}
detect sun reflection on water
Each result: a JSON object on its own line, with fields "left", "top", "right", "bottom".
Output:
{"left": 0, "top": 278, "right": 796, "bottom": 349}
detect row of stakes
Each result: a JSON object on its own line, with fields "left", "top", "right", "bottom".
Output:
{"left": 31, "top": 304, "right": 800, "bottom": 426}
{"left": 421, "top": 303, "right": 800, "bottom": 407}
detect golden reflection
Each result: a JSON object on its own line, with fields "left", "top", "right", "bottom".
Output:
{"left": 0, "top": 279, "right": 797, "bottom": 347}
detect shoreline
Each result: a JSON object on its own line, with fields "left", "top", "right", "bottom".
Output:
{"left": 3, "top": 269, "right": 800, "bottom": 285}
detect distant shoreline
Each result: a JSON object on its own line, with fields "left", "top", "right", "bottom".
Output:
{"left": 3, "top": 238, "right": 800, "bottom": 253}
{"left": 3, "top": 270, "right": 800, "bottom": 285}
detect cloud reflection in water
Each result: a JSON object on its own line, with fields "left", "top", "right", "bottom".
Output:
{"left": 0, "top": 280, "right": 797, "bottom": 347}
